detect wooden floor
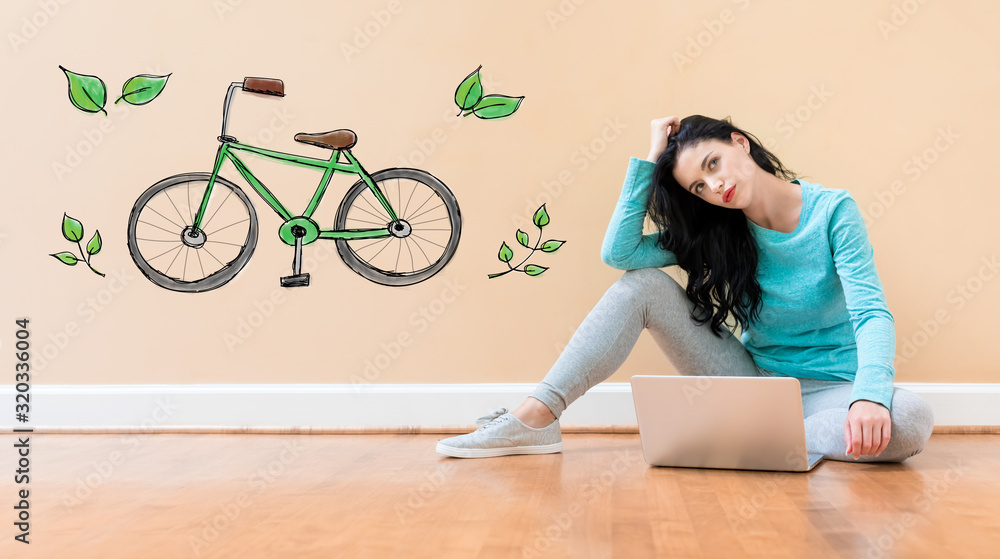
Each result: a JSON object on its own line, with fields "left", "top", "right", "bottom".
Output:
{"left": 2, "top": 433, "right": 998, "bottom": 558}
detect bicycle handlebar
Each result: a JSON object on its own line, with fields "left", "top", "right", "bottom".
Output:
{"left": 219, "top": 78, "right": 285, "bottom": 141}
{"left": 243, "top": 77, "right": 284, "bottom": 97}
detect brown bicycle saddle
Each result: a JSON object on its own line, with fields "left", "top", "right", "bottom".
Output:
{"left": 294, "top": 129, "right": 358, "bottom": 150}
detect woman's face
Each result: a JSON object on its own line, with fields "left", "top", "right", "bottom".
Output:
{"left": 672, "top": 132, "right": 757, "bottom": 208}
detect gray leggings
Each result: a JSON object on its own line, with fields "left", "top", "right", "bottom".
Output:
{"left": 530, "top": 268, "right": 935, "bottom": 463}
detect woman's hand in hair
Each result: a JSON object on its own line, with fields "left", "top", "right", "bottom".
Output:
{"left": 647, "top": 115, "right": 682, "bottom": 163}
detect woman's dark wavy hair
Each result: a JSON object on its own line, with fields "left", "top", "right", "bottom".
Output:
{"left": 649, "top": 115, "right": 798, "bottom": 338}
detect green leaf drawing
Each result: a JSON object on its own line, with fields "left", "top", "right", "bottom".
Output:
{"left": 59, "top": 66, "right": 107, "bottom": 116}
{"left": 62, "top": 213, "right": 84, "bottom": 242}
{"left": 52, "top": 213, "right": 106, "bottom": 277}
{"left": 455, "top": 65, "right": 484, "bottom": 113}
{"left": 51, "top": 252, "right": 78, "bottom": 265}
{"left": 116, "top": 73, "right": 171, "bottom": 105}
{"left": 540, "top": 240, "right": 565, "bottom": 253}
{"left": 488, "top": 204, "right": 564, "bottom": 279}
{"left": 87, "top": 230, "right": 102, "bottom": 255}
{"left": 471, "top": 94, "right": 523, "bottom": 120}
{"left": 498, "top": 241, "right": 514, "bottom": 263}
{"left": 532, "top": 204, "right": 550, "bottom": 228}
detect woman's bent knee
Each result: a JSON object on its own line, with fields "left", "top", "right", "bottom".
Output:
{"left": 615, "top": 267, "right": 683, "bottom": 301}
{"left": 888, "top": 390, "right": 935, "bottom": 461}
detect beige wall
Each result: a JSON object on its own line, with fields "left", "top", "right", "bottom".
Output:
{"left": 2, "top": 0, "right": 997, "bottom": 385}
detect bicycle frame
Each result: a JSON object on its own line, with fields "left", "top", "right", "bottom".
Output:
{"left": 191, "top": 140, "right": 397, "bottom": 242}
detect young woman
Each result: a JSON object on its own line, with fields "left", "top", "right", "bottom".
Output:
{"left": 436, "top": 115, "right": 934, "bottom": 462}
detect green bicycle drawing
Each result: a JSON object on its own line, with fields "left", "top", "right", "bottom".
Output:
{"left": 127, "top": 77, "right": 462, "bottom": 292}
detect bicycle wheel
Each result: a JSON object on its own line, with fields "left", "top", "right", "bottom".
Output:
{"left": 127, "top": 172, "right": 258, "bottom": 293}
{"left": 334, "top": 168, "right": 461, "bottom": 286}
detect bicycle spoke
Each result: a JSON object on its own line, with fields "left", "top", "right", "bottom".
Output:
{"left": 406, "top": 189, "right": 437, "bottom": 221}
{"left": 361, "top": 190, "right": 391, "bottom": 221}
{"left": 401, "top": 179, "right": 418, "bottom": 218}
{"left": 410, "top": 233, "right": 446, "bottom": 250}
{"left": 203, "top": 245, "right": 225, "bottom": 267}
{"left": 409, "top": 216, "right": 450, "bottom": 226}
{"left": 407, "top": 235, "right": 432, "bottom": 268}
{"left": 351, "top": 204, "right": 390, "bottom": 224}
{"left": 354, "top": 237, "right": 392, "bottom": 252}
{"left": 202, "top": 187, "right": 234, "bottom": 230}
{"left": 403, "top": 236, "right": 417, "bottom": 271}
{"left": 165, "top": 244, "right": 185, "bottom": 276}
{"left": 163, "top": 189, "right": 188, "bottom": 224}
{"left": 147, "top": 206, "right": 184, "bottom": 229}
{"left": 138, "top": 237, "right": 184, "bottom": 242}
{"left": 195, "top": 248, "right": 206, "bottom": 278}
{"left": 206, "top": 217, "right": 250, "bottom": 236}
{"left": 205, "top": 240, "right": 245, "bottom": 248}
{"left": 351, "top": 237, "right": 391, "bottom": 252}
{"left": 147, "top": 244, "right": 183, "bottom": 262}
{"left": 346, "top": 216, "right": 387, "bottom": 226}
{"left": 368, "top": 237, "right": 395, "bottom": 260}
{"left": 407, "top": 201, "right": 445, "bottom": 222}
{"left": 394, "top": 236, "right": 403, "bottom": 273}
{"left": 182, "top": 246, "right": 189, "bottom": 281}
{"left": 187, "top": 183, "right": 194, "bottom": 222}
{"left": 139, "top": 219, "right": 183, "bottom": 236}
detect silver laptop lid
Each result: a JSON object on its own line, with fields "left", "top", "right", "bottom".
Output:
{"left": 630, "top": 375, "right": 821, "bottom": 472}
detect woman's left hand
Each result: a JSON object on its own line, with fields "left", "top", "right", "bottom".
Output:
{"left": 843, "top": 400, "right": 891, "bottom": 459}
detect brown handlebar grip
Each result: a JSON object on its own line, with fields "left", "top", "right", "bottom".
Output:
{"left": 243, "top": 77, "right": 285, "bottom": 97}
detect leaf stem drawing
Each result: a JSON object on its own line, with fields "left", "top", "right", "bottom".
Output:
{"left": 488, "top": 204, "right": 565, "bottom": 279}
{"left": 51, "top": 213, "right": 105, "bottom": 277}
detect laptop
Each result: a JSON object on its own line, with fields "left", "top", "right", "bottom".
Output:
{"left": 630, "top": 375, "right": 824, "bottom": 472}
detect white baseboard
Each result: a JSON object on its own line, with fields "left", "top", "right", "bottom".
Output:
{"left": 1, "top": 383, "right": 998, "bottom": 431}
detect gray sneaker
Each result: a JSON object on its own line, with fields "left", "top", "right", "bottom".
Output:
{"left": 435, "top": 407, "right": 562, "bottom": 458}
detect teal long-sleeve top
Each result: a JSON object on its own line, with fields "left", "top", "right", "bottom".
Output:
{"left": 601, "top": 157, "right": 897, "bottom": 410}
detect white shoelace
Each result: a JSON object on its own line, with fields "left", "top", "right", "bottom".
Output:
{"left": 475, "top": 407, "right": 509, "bottom": 430}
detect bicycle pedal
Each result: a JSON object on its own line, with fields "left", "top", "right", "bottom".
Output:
{"left": 280, "top": 273, "right": 310, "bottom": 288}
